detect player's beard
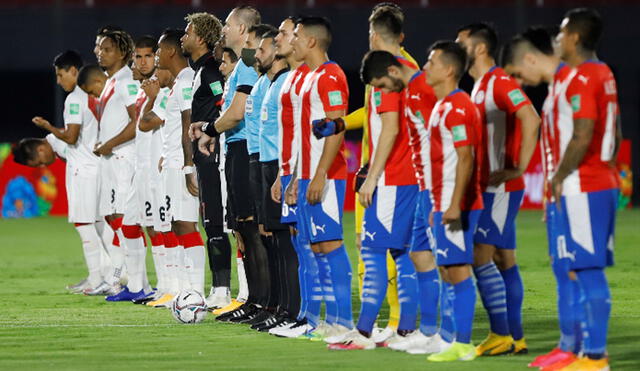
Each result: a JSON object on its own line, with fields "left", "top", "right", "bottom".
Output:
{"left": 390, "top": 77, "right": 405, "bottom": 92}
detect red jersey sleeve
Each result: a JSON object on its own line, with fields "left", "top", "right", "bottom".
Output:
{"left": 318, "top": 68, "right": 349, "bottom": 112}
{"left": 445, "top": 103, "right": 475, "bottom": 148}
{"left": 373, "top": 89, "right": 401, "bottom": 114}
{"left": 565, "top": 72, "right": 598, "bottom": 121}
{"left": 493, "top": 75, "right": 531, "bottom": 115}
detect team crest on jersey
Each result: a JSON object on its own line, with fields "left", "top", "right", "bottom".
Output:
{"left": 69, "top": 103, "right": 80, "bottom": 115}
{"left": 127, "top": 84, "right": 138, "bottom": 96}
{"left": 374, "top": 91, "right": 382, "bottom": 107}
{"left": 508, "top": 89, "right": 525, "bottom": 106}
{"left": 328, "top": 90, "right": 343, "bottom": 106}
{"left": 209, "top": 81, "right": 223, "bottom": 96}
{"left": 182, "top": 87, "right": 193, "bottom": 101}
{"left": 570, "top": 95, "right": 581, "bottom": 112}
{"left": 474, "top": 90, "right": 485, "bottom": 104}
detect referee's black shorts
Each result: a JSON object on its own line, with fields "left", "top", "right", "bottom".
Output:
{"left": 261, "top": 160, "right": 287, "bottom": 232}
{"left": 248, "top": 153, "right": 262, "bottom": 223}
{"left": 224, "top": 140, "right": 252, "bottom": 227}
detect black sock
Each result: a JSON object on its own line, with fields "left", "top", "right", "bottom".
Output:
{"left": 275, "top": 230, "right": 300, "bottom": 317}
{"left": 262, "top": 234, "right": 280, "bottom": 309}
{"left": 238, "top": 221, "right": 270, "bottom": 307}
{"left": 204, "top": 225, "right": 232, "bottom": 288}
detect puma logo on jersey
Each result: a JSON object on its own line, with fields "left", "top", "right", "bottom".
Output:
{"left": 410, "top": 94, "right": 420, "bottom": 100}
{"left": 477, "top": 227, "right": 490, "bottom": 238}
{"left": 436, "top": 248, "right": 448, "bottom": 259}
{"left": 455, "top": 108, "right": 466, "bottom": 115}
{"left": 577, "top": 75, "right": 589, "bottom": 85}
{"left": 365, "top": 231, "right": 376, "bottom": 241}
{"left": 328, "top": 75, "right": 338, "bottom": 82}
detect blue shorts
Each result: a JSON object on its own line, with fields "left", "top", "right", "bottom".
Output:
{"left": 546, "top": 189, "right": 617, "bottom": 271}
{"left": 432, "top": 209, "right": 481, "bottom": 266}
{"left": 280, "top": 174, "right": 298, "bottom": 225}
{"left": 411, "top": 190, "right": 436, "bottom": 253}
{"left": 361, "top": 184, "right": 418, "bottom": 250}
{"left": 474, "top": 190, "right": 524, "bottom": 249}
{"left": 297, "top": 179, "right": 345, "bottom": 244}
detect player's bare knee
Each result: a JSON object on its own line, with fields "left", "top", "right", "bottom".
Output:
{"left": 473, "top": 243, "right": 495, "bottom": 267}
{"left": 495, "top": 249, "right": 516, "bottom": 270}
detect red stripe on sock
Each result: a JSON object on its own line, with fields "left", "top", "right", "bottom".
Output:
{"left": 163, "top": 232, "right": 179, "bottom": 248}
{"left": 150, "top": 233, "right": 164, "bottom": 247}
{"left": 237, "top": 248, "right": 244, "bottom": 258}
{"left": 121, "top": 225, "right": 143, "bottom": 239}
{"left": 112, "top": 234, "right": 120, "bottom": 247}
{"left": 74, "top": 223, "right": 90, "bottom": 227}
{"left": 180, "top": 232, "right": 204, "bottom": 248}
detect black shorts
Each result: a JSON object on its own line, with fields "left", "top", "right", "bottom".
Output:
{"left": 248, "top": 153, "right": 262, "bottom": 223}
{"left": 261, "top": 160, "right": 287, "bottom": 231}
{"left": 225, "top": 140, "right": 252, "bottom": 226}
{"left": 196, "top": 159, "right": 224, "bottom": 228}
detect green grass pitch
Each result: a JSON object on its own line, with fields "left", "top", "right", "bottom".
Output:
{"left": 1, "top": 210, "right": 639, "bottom": 370}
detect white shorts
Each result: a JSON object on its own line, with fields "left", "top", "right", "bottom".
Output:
{"left": 151, "top": 169, "right": 171, "bottom": 232}
{"left": 164, "top": 168, "right": 199, "bottom": 223}
{"left": 98, "top": 152, "right": 135, "bottom": 216}
{"left": 123, "top": 167, "right": 154, "bottom": 227}
{"left": 66, "top": 162, "right": 99, "bottom": 223}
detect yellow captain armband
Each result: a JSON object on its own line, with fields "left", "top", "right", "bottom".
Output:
{"left": 343, "top": 107, "right": 365, "bottom": 130}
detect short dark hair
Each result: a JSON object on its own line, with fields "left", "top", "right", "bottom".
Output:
{"left": 160, "top": 29, "right": 185, "bottom": 51}
{"left": 77, "top": 64, "right": 104, "bottom": 87}
{"left": 96, "top": 24, "right": 123, "bottom": 37}
{"left": 360, "top": 50, "right": 402, "bottom": 84}
{"left": 135, "top": 35, "right": 158, "bottom": 52}
{"left": 297, "top": 16, "right": 332, "bottom": 51}
{"left": 249, "top": 24, "right": 277, "bottom": 39}
{"left": 12, "top": 138, "right": 42, "bottom": 166}
{"left": 428, "top": 40, "right": 468, "bottom": 82}
{"left": 369, "top": 6, "right": 403, "bottom": 42}
{"left": 222, "top": 47, "right": 238, "bottom": 63}
{"left": 564, "top": 8, "right": 603, "bottom": 52}
{"left": 500, "top": 26, "right": 555, "bottom": 66}
{"left": 458, "top": 22, "right": 498, "bottom": 57}
{"left": 53, "top": 50, "right": 83, "bottom": 71}
{"left": 261, "top": 28, "right": 280, "bottom": 41}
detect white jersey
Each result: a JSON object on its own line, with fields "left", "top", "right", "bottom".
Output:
{"left": 98, "top": 65, "right": 138, "bottom": 155}
{"left": 134, "top": 89, "right": 151, "bottom": 170}
{"left": 45, "top": 134, "right": 68, "bottom": 160}
{"left": 63, "top": 85, "right": 99, "bottom": 168}
{"left": 161, "top": 67, "right": 194, "bottom": 169}
{"left": 150, "top": 87, "right": 171, "bottom": 176}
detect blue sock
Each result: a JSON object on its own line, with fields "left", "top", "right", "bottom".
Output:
{"left": 293, "top": 232, "right": 308, "bottom": 321}
{"left": 500, "top": 265, "right": 524, "bottom": 340}
{"left": 452, "top": 277, "right": 477, "bottom": 344}
{"left": 576, "top": 268, "right": 610, "bottom": 358}
{"left": 326, "top": 245, "right": 354, "bottom": 329}
{"left": 314, "top": 252, "right": 337, "bottom": 325}
{"left": 391, "top": 249, "right": 418, "bottom": 332}
{"left": 416, "top": 268, "right": 439, "bottom": 336}
{"left": 303, "top": 244, "right": 320, "bottom": 327}
{"left": 440, "top": 281, "right": 456, "bottom": 343}
{"left": 474, "top": 262, "right": 510, "bottom": 336}
{"left": 572, "top": 279, "right": 585, "bottom": 354}
{"left": 553, "top": 259, "right": 576, "bottom": 352}
{"left": 356, "top": 246, "right": 387, "bottom": 334}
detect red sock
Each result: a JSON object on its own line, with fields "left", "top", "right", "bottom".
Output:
{"left": 237, "top": 248, "right": 244, "bottom": 258}
{"left": 122, "top": 225, "right": 143, "bottom": 239}
{"left": 109, "top": 217, "right": 123, "bottom": 232}
{"left": 179, "top": 232, "right": 204, "bottom": 249}
{"left": 150, "top": 233, "right": 165, "bottom": 247}
{"left": 163, "top": 232, "right": 179, "bottom": 248}
{"left": 112, "top": 233, "right": 120, "bottom": 247}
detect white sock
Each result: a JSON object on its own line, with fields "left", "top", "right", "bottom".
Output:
{"left": 184, "top": 245, "right": 205, "bottom": 295}
{"left": 164, "top": 247, "right": 180, "bottom": 294}
{"left": 96, "top": 221, "right": 114, "bottom": 279}
{"left": 175, "top": 245, "right": 191, "bottom": 292}
{"left": 122, "top": 226, "right": 146, "bottom": 293}
{"left": 151, "top": 244, "right": 165, "bottom": 293}
{"left": 236, "top": 256, "right": 249, "bottom": 302}
{"left": 75, "top": 224, "right": 103, "bottom": 288}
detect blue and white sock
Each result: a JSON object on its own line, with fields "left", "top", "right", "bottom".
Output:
{"left": 416, "top": 268, "right": 440, "bottom": 336}
{"left": 474, "top": 262, "right": 510, "bottom": 336}
{"left": 500, "top": 264, "right": 524, "bottom": 340}
{"left": 439, "top": 281, "right": 456, "bottom": 343}
{"left": 316, "top": 253, "right": 337, "bottom": 325}
{"left": 572, "top": 279, "right": 585, "bottom": 354}
{"left": 553, "top": 259, "right": 576, "bottom": 352}
{"left": 391, "top": 249, "right": 418, "bottom": 332}
{"left": 577, "top": 268, "right": 611, "bottom": 359}
{"left": 293, "top": 231, "right": 308, "bottom": 321}
{"left": 452, "top": 277, "right": 477, "bottom": 344}
{"left": 326, "top": 245, "right": 354, "bottom": 329}
{"left": 356, "top": 246, "right": 387, "bottom": 334}
{"left": 303, "top": 244, "right": 321, "bottom": 328}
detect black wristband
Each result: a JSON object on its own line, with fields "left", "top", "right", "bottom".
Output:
{"left": 203, "top": 121, "right": 220, "bottom": 137}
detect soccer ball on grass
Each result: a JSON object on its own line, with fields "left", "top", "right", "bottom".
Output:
{"left": 171, "top": 290, "right": 208, "bottom": 324}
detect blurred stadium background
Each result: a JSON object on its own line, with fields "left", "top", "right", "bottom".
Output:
{"left": 0, "top": 0, "right": 637, "bottom": 217}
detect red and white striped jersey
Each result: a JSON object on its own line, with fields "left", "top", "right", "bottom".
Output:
{"left": 541, "top": 61, "right": 619, "bottom": 200}
{"left": 404, "top": 71, "right": 438, "bottom": 191}
{"left": 298, "top": 61, "right": 349, "bottom": 180}
{"left": 367, "top": 57, "right": 417, "bottom": 186}
{"left": 428, "top": 89, "right": 484, "bottom": 212}
{"left": 472, "top": 66, "right": 531, "bottom": 193}
{"left": 98, "top": 65, "right": 138, "bottom": 155}
{"left": 278, "top": 64, "right": 310, "bottom": 176}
